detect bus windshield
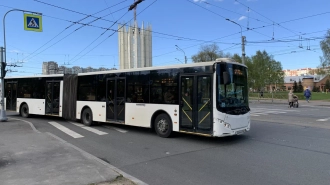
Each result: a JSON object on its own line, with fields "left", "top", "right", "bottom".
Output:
{"left": 216, "top": 63, "right": 249, "bottom": 115}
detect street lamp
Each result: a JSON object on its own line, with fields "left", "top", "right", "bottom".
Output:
{"left": 1, "top": 9, "right": 42, "bottom": 122}
{"left": 226, "top": 18, "right": 245, "bottom": 65}
{"left": 175, "top": 45, "right": 187, "bottom": 64}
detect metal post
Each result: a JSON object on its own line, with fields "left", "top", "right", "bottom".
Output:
{"left": 0, "top": 47, "right": 7, "bottom": 121}
{"left": 226, "top": 19, "right": 245, "bottom": 65}
{"left": 1, "top": 9, "right": 42, "bottom": 122}
{"left": 242, "top": 36, "right": 246, "bottom": 65}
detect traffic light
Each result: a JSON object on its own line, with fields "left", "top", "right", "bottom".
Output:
{"left": 1, "top": 62, "right": 6, "bottom": 78}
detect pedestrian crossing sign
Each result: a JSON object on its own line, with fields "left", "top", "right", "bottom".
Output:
{"left": 24, "top": 14, "right": 42, "bottom": 32}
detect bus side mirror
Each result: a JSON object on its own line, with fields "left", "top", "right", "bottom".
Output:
{"left": 223, "top": 72, "right": 231, "bottom": 85}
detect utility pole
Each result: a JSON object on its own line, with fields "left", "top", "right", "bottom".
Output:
{"left": 128, "top": 0, "right": 144, "bottom": 22}
{"left": 242, "top": 36, "right": 246, "bottom": 65}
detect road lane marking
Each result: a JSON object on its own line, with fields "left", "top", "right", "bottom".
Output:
{"left": 252, "top": 108, "right": 298, "bottom": 112}
{"left": 316, "top": 117, "right": 330, "bottom": 122}
{"left": 69, "top": 122, "right": 108, "bottom": 135}
{"left": 250, "top": 108, "right": 291, "bottom": 117}
{"left": 103, "top": 126, "right": 128, "bottom": 133}
{"left": 48, "top": 122, "right": 84, "bottom": 138}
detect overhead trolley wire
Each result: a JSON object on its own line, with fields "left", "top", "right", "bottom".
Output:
{"left": 186, "top": 0, "right": 273, "bottom": 39}
{"left": 32, "top": 0, "right": 239, "bottom": 56}
{"left": 235, "top": 0, "right": 301, "bottom": 36}
{"left": 68, "top": 9, "right": 131, "bottom": 63}
{"left": 23, "top": 0, "right": 129, "bottom": 62}
{"left": 203, "top": 1, "right": 272, "bottom": 25}
{"left": 70, "top": 0, "right": 159, "bottom": 65}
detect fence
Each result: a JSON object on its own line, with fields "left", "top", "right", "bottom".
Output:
{"left": 249, "top": 91, "right": 305, "bottom": 103}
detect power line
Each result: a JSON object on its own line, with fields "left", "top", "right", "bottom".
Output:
{"left": 186, "top": 0, "right": 272, "bottom": 39}
{"left": 31, "top": 1, "right": 240, "bottom": 55}
{"left": 70, "top": 0, "right": 159, "bottom": 65}
{"left": 68, "top": 8, "right": 131, "bottom": 63}
{"left": 23, "top": 0, "right": 128, "bottom": 61}
{"left": 235, "top": 0, "right": 301, "bottom": 36}
{"left": 203, "top": 1, "right": 272, "bottom": 25}
{"left": 34, "top": 0, "right": 128, "bottom": 21}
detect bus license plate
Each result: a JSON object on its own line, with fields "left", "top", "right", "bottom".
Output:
{"left": 236, "top": 130, "right": 245, "bottom": 135}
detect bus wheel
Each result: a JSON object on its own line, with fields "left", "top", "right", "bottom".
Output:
{"left": 21, "top": 104, "right": 30, "bottom": 118}
{"left": 81, "top": 108, "right": 93, "bottom": 126}
{"left": 154, "top": 113, "right": 172, "bottom": 138}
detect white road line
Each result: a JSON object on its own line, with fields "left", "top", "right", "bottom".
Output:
{"left": 69, "top": 122, "right": 108, "bottom": 135}
{"left": 251, "top": 111, "right": 286, "bottom": 114}
{"left": 48, "top": 122, "right": 84, "bottom": 138}
{"left": 252, "top": 108, "right": 298, "bottom": 112}
{"left": 103, "top": 126, "right": 128, "bottom": 133}
{"left": 316, "top": 117, "right": 330, "bottom": 122}
{"left": 251, "top": 110, "right": 287, "bottom": 117}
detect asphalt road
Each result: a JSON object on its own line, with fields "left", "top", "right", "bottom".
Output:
{"left": 7, "top": 103, "right": 330, "bottom": 185}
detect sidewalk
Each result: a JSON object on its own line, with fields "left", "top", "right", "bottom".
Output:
{"left": 250, "top": 98, "right": 330, "bottom": 107}
{"left": 0, "top": 117, "right": 146, "bottom": 185}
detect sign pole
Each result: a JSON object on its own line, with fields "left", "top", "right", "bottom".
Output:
{"left": 1, "top": 9, "right": 42, "bottom": 122}
{"left": 0, "top": 47, "right": 6, "bottom": 121}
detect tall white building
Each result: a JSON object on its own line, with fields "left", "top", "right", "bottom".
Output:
{"left": 42, "top": 61, "right": 58, "bottom": 74}
{"left": 118, "top": 22, "right": 152, "bottom": 69}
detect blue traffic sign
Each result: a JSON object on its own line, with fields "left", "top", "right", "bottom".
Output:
{"left": 24, "top": 14, "right": 42, "bottom": 32}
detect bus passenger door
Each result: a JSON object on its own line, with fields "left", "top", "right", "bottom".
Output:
{"left": 106, "top": 77, "right": 125, "bottom": 122}
{"left": 45, "top": 81, "right": 60, "bottom": 115}
{"left": 5, "top": 82, "right": 17, "bottom": 111}
{"left": 106, "top": 79, "right": 115, "bottom": 120}
{"left": 180, "top": 75, "right": 212, "bottom": 134}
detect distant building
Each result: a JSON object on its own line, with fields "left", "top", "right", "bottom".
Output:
{"left": 42, "top": 61, "right": 58, "bottom": 74}
{"left": 283, "top": 74, "right": 330, "bottom": 91}
{"left": 42, "top": 61, "right": 115, "bottom": 75}
{"left": 118, "top": 22, "right": 152, "bottom": 69}
{"left": 283, "top": 67, "right": 330, "bottom": 77}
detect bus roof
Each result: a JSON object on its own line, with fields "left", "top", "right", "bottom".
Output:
{"left": 4, "top": 58, "right": 246, "bottom": 78}
{"left": 78, "top": 58, "right": 245, "bottom": 76}
{"left": 5, "top": 74, "right": 64, "bottom": 79}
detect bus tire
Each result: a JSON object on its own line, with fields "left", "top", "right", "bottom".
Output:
{"left": 21, "top": 104, "right": 30, "bottom": 118}
{"left": 81, "top": 108, "right": 93, "bottom": 126}
{"left": 154, "top": 113, "right": 172, "bottom": 138}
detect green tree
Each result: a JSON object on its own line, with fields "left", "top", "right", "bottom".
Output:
{"left": 318, "top": 30, "right": 330, "bottom": 74}
{"left": 249, "top": 50, "right": 284, "bottom": 91}
{"left": 191, "top": 43, "right": 231, "bottom": 62}
{"left": 325, "top": 79, "right": 330, "bottom": 91}
{"left": 297, "top": 79, "right": 303, "bottom": 92}
{"left": 293, "top": 81, "right": 298, "bottom": 93}
{"left": 232, "top": 53, "right": 242, "bottom": 64}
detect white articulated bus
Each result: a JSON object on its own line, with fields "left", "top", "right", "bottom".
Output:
{"left": 4, "top": 58, "right": 250, "bottom": 137}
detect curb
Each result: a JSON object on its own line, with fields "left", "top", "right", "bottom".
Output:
{"left": 8, "top": 117, "right": 148, "bottom": 185}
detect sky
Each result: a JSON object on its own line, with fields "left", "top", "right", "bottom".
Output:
{"left": 0, "top": 0, "right": 329, "bottom": 77}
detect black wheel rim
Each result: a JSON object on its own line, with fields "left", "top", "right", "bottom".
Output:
{"left": 157, "top": 118, "right": 168, "bottom": 134}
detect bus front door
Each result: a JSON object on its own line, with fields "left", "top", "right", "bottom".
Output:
{"left": 45, "top": 81, "right": 60, "bottom": 115}
{"left": 106, "top": 77, "right": 125, "bottom": 122}
{"left": 180, "top": 75, "right": 212, "bottom": 134}
{"left": 5, "top": 82, "right": 17, "bottom": 111}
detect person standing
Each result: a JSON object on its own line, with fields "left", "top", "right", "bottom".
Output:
{"left": 288, "top": 90, "right": 294, "bottom": 108}
{"left": 304, "top": 87, "right": 312, "bottom": 103}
